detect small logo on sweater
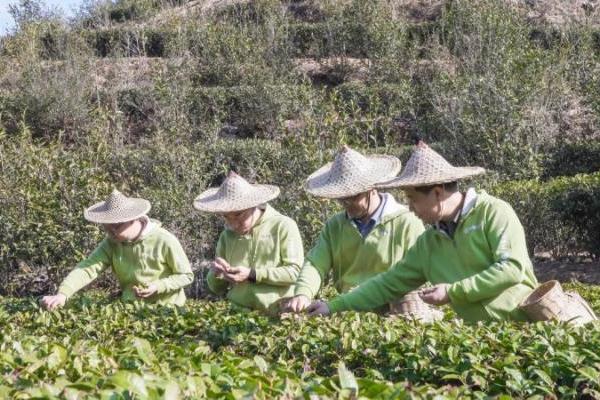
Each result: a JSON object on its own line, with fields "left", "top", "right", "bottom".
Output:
{"left": 463, "top": 224, "right": 483, "bottom": 234}
{"left": 498, "top": 234, "right": 511, "bottom": 260}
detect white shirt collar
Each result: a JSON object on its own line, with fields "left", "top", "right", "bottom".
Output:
{"left": 459, "top": 187, "right": 478, "bottom": 219}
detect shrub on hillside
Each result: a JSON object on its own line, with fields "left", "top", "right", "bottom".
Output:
{"left": 491, "top": 172, "right": 600, "bottom": 258}
{"left": 0, "top": 58, "right": 96, "bottom": 142}
{"left": 82, "top": 27, "right": 174, "bottom": 57}
{"left": 186, "top": 84, "right": 314, "bottom": 139}
{"left": 541, "top": 141, "right": 600, "bottom": 180}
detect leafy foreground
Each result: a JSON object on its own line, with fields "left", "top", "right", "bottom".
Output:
{"left": 1, "top": 283, "right": 599, "bottom": 399}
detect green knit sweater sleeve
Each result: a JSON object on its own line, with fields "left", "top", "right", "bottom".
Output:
{"left": 207, "top": 232, "right": 229, "bottom": 296}
{"left": 154, "top": 232, "right": 194, "bottom": 295}
{"left": 255, "top": 218, "right": 304, "bottom": 286}
{"left": 58, "top": 239, "right": 112, "bottom": 299}
{"left": 327, "top": 239, "right": 427, "bottom": 313}
{"left": 447, "top": 200, "right": 531, "bottom": 304}
{"left": 294, "top": 222, "right": 333, "bottom": 299}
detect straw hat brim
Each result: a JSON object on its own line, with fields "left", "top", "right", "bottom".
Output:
{"left": 377, "top": 166, "right": 485, "bottom": 189}
{"left": 193, "top": 184, "right": 280, "bottom": 213}
{"left": 305, "top": 155, "right": 401, "bottom": 198}
{"left": 84, "top": 199, "right": 151, "bottom": 224}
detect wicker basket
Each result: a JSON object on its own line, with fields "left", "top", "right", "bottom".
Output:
{"left": 389, "top": 290, "right": 444, "bottom": 323}
{"left": 519, "top": 280, "right": 598, "bottom": 326}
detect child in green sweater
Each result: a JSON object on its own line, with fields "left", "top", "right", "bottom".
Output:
{"left": 194, "top": 172, "right": 304, "bottom": 314}
{"left": 307, "top": 142, "right": 539, "bottom": 322}
{"left": 41, "top": 190, "right": 193, "bottom": 309}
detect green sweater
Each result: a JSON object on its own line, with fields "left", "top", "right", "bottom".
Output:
{"left": 327, "top": 190, "right": 538, "bottom": 322}
{"left": 294, "top": 193, "right": 425, "bottom": 299}
{"left": 58, "top": 221, "right": 193, "bottom": 306}
{"left": 207, "top": 205, "right": 304, "bottom": 313}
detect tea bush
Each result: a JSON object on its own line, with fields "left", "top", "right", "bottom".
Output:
{"left": 491, "top": 171, "right": 600, "bottom": 258}
{"left": 541, "top": 141, "right": 600, "bottom": 180}
{"left": 0, "top": 283, "right": 599, "bottom": 398}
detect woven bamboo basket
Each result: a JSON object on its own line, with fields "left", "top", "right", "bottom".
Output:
{"left": 519, "top": 280, "right": 598, "bottom": 326}
{"left": 389, "top": 290, "right": 444, "bottom": 323}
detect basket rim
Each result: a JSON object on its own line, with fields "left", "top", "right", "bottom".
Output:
{"left": 520, "top": 280, "right": 562, "bottom": 308}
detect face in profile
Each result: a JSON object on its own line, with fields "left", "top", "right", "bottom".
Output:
{"left": 337, "top": 192, "right": 371, "bottom": 219}
{"left": 403, "top": 187, "right": 443, "bottom": 225}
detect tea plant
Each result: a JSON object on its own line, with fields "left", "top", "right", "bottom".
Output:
{"left": 1, "top": 282, "right": 599, "bottom": 398}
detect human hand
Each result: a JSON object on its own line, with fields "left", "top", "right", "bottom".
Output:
{"left": 281, "top": 295, "right": 311, "bottom": 313}
{"left": 210, "top": 257, "right": 231, "bottom": 278}
{"left": 41, "top": 294, "right": 67, "bottom": 310}
{"left": 418, "top": 284, "right": 450, "bottom": 305}
{"left": 133, "top": 283, "right": 159, "bottom": 298}
{"left": 223, "top": 266, "right": 251, "bottom": 283}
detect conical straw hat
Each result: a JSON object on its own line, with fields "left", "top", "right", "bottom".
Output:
{"left": 193, "top": 171, "right": 280, "bottom": 213}
{"left": 84, "top": 190, "right": 151, "bottom": 224}
{"left": 305, "top": 145, "right": 401, "bottom": 198}
{"left": 377, "top": 141, "right": 485, "bottom": 189}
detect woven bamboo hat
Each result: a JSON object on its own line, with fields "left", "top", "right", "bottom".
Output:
{"left": 193, "top": 171, "right": 280, "bottom": 213}
{"left": 84, "top": 190, "right": 151, "bottom": 224}
{"left": 305, "top": 145, "right": 401, "bottom": 198}
{"left": 377, "top": 141, "right": 485, "bottom": 189}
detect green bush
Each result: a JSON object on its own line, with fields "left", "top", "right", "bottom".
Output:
{"left": 1, "top": 286, "right": 600, "bottom": 397}
{"left": 552, "top": 174, "right": 600, "bottom": 257}
{"left": 491, "top": 172, "right": 600, "bottom": 258}
{"left": 0, "top": 59, "right": 96, "bottom": 142}
{"left": 541, "top": 141, "right": 600, "bottom": 180}
{"left": 334, "top": 82, "right": 414, "bottom": 115}
{"left": 177, "top": 16, "right": 299, "bottom": 86}
{"left": 185, "top": 84, "right": 314, "bottom": 139}
{"left": 0, "top": 136, "right": 112, "bottom": 294}
{"left": 82, "top": 27, "right": 174, "bottom": 57}
{"left": 78, "top": 0, "right": 183, "bottom": 28}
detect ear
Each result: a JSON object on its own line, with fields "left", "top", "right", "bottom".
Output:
{"left": 433, "top": 185, "right": 445, "bottom": 201}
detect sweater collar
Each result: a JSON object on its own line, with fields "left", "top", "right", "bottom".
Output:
{"left": 344, "top": 192, "right": 408, "bottom": 225}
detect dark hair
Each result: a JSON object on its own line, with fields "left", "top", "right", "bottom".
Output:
{"left": 414, "top": 181, "right": 459, "bottom": 194}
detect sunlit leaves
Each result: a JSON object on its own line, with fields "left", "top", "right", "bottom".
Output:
{"left": 0, "top": 285, "right": 599, "bottom": 398}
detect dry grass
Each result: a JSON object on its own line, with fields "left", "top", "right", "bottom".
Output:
{"left": 293, "top": 57, "right": 371, "bottom": 84}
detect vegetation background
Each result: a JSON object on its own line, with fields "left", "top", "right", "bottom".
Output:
{"left": 0, "top": 0, "right": 599, "bottom": 298}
